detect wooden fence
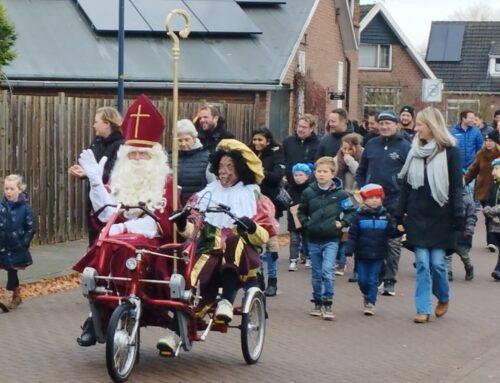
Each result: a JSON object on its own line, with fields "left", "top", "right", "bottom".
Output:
{"left": 0, "top": 91, "right": 257, "bottom": 244}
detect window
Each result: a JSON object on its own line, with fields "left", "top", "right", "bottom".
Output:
{"left": 362, "top": 86, "right": 400, "bottom": 117}
{"left": 446, "top": 99, "right": 480, "bottom": 126}
{"left": 489, "top": 57, "right": 500, "bottom": 77}
{"left": 359, "top": 44, "right": 391, "bottom": 69}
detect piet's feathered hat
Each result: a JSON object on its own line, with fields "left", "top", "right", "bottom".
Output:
{"left": 216, "top": 139, "right": 264, "bottom": 184}
{"left": 121, "top": 94, "right": 165, "bottom": 147}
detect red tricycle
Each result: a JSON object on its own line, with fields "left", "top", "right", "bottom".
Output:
{"left": 78, "top": 201, "right": 267, "bottom": 383}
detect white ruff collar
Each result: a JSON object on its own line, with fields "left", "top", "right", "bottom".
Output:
{"left": 196, "top": 181, "right": 258, "bottom": 228}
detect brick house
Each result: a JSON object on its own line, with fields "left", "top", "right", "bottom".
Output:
{"left": 425, "top": 21, "right": 500, "bottom": 125}
{"left": 2, "top": 0, "right": 360, "bottom": 140}
{"left": 358, "top": 3, "right": 435, "bottom": 118}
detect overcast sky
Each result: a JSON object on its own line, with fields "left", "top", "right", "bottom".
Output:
{"left": 360, "top": 0, "right": 500, "bottom": 52}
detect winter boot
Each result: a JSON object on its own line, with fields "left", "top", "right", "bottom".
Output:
{"left": 465, "top": 264, "right": 474, "bottom": 281}
{"left": 77, "top": 316, "right": 97, "bottom": 347}
{"left": 8, "top": 288, "right": 22, "bottom": 310}
{"left": 264, "top": 277, "right": 277, "bottom": 297}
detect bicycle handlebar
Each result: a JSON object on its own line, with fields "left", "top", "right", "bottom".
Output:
{"left": 93, "top": 203, "right": 160, "bottom": 222}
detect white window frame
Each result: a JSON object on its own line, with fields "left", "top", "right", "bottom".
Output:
{"left": 362, "top": 86, "right": 401, "bottom": 117}
{"left": 445, "top": 99, "right": 480, "bottom": 126}
{"left": 490, "top": 56, "right": 500, "bottom": 77}
{"left": 359, "top": 44, "right": 392, "bottom": 70}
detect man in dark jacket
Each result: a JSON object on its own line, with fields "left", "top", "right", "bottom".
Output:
{"left": 195, "top": 105, "right": 235, "bottom": 154}
{"left": 399, "top": 105, "right": 416, "bottom": 139}
{"left": 355, "top": 110, "right": 411, "bottom": 297}
{"left": 282, "top": 113, "right": 319, "bottom": 185}
{"left": 316, "top": 108, "right": 353, "bottom": 158}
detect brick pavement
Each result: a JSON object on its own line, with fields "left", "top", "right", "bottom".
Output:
{"left": 1, "top": 219, "right": 500, "bottom": 382}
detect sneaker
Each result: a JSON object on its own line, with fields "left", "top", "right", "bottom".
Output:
{"left": 382, "top": 281, "right": 395, "bottom": 296}
{"left": 334, "top": 264, "right": 346, "bottom": 276}
{"left": 215, "top": 299, "right": 233, "bottom": 323}
{"left": 304, "top": 259, "right": 312, "bottom": 268}
{"left": 363, "top": 303, "right": 375, "bottom": 316}
{"left": 156, "top": 330, "right": 180, "bottom": 356}
{"left": 465, "top": 265, "right": 474, "bottom": 281}
{"left": 309, "top": 301, "right": 323, "bottom": 317}
{"left": 448, "top": 271, "right": 453, "bottom": 282}
{"left": 299, "top": 257, "right": 306, "bottom": 264}
{"left": 288, "top": 260, "right": 298, "bottom": 272}
{"left": 487, "top": 244, "right": 497, "bottom": 252}
{"left": 348, "top": 272, "right": 358, "bottom": 283}
{"left": 323, "top": 304, "right": 335, "bottom": 321}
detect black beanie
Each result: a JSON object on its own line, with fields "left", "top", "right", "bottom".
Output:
{"left": 400, "top": 105, "right": 415, "bottom": 118}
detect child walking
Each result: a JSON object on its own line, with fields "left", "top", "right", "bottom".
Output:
{"left": 482, "top": 159, "right": 500, "bottom": 280}
{"left": 298, "top": 156, "right": 355, "bottom": 320}
{"left": 344, "top": 184, "right": 400, "bottom": 315}
{"left": 0, "top": 174, "right": 36, "bottom": 309}
{"left": 287, "top": 163, "right": 312, "bottom": 271}
{"left": 445, "top": 188, "right": 476, "bottom": 281}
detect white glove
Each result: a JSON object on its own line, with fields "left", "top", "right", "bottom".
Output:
{"left": 78, "top": 149, "right": 107, "bottom": 186}
{"left": 109, "top": 223, "right": 126, "bottom": 236}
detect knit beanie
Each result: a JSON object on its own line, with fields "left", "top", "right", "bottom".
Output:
{"left": 494, "top": 109, "right": 500, "bottom": 117}
{"left": 360, "top": 183, "right": 385, "bottom": 200}
{"left": 400, "top": 105, "right": 415, "bottom": 118}
{"left": 292, "top": 163, "right": 313, "bottom": 175}
{"left": 485, "top": 130, "right": 500, "bottom": 145}
{"left": 491, "top": 158, "right": 500, "bottom": 167}
{"left": 377, "top": 110, "right": 399, "bottom": 123}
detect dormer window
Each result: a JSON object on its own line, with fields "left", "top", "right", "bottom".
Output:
{"left": 489, "top": 57, "right": 500, "bottom": 77}
{"left": 359, "top": 43, "right": 391, "bottom": 70}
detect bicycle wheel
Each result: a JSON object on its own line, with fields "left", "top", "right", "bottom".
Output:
{"left": 241, "top": 292, "right": 266, "bottom": 364}
{"left": 106, "top": 304, "right": 140, "bottom": 383}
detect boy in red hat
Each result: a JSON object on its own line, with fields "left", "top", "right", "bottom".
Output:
{"left": 344, "top": 183, "right": 400, "bottom": 315}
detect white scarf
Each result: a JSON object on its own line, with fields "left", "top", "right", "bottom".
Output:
{"left": 398, "top": 139, "right": 449, "bottom": 206}
{"left": 196, "top": 181, "right": 258, "bottom": 228}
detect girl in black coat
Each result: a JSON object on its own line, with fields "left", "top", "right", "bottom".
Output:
{"left": 0, "top": 175, "right": 36, "bottom": 309}
{"left": 250, "top": 127, "right": 286, "bottom": 297}
{"left": 397, "top": 107, "right": 464, "bottom": 324}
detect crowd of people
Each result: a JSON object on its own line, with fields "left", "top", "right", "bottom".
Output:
{"left": 3, "top": 96, "right": 500, "bottom": 330}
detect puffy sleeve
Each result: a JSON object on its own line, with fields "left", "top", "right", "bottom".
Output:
{"left": 248, "top": 193, "right": 278, "bottom": 244}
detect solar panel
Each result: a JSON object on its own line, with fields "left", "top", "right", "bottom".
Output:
{"left": 184, "top": 0, "right": 261, "bottom": 34}
{"left": 76, "top": 0, "right": 151, "bottom": 32}
{"left": 130, "top": 0, "right": 208, "bottom": 33}
{"left": 426, "top": 22, "right": 465, "bottom": 62}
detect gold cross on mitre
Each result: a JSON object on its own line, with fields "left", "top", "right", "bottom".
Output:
{"left": 130, "top": 105, "right": 151, "bottom": 138}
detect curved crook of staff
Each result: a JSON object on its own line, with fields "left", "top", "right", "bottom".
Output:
{"left": 165, "top": 9, "right": 190, "bottom": 271}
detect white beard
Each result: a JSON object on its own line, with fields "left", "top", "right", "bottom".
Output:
{"left": 109, "top": 144, "right": 171, "bottom": 218}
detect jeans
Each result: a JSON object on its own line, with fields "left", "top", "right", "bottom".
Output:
{"left": 308, "top": 241, "right": 338, "bottom": 301}
{"left": 259, "top": 251, "right": 277, "bottom": 279}
{"left": 444, "top": 244, "right": 472, "bottom": 272}
{"left": 383, "top": 237, "right": 402, "bottom": 283}
{"left": 336, "top": 242, "right": 346, "bottom": 267}
{"left": 289, "top": 230, "right": 308, "bottom": 261}
{"left": 414, "top": 247, "right": 449, "bottom": 314}
{"left": 356, "top": 259, "right": 384, "bottom": 305}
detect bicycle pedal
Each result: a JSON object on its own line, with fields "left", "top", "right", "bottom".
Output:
{"left": 158, "top": 350, "right": 175, "bottom": 358}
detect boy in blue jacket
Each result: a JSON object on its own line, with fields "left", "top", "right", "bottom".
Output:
{"left": 344, "top": 184, "right": 400, "bottom": 316}
{"left": 298, "top": 156, "right": 355, "bottom": 320}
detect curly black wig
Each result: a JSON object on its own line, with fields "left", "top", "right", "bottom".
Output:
{"left": 210, "top": 149, "right": 256, "bottom": 185}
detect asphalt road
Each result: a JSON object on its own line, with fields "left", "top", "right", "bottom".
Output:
{"left": 2, "top": 218, "right": 500, "bottom": 383}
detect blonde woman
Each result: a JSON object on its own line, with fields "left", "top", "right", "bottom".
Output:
{"left": 68, "top": 107, "right": 124, "bottom": 244}
{"left": 397, "top": 107, "right": 464, "bottom": 324}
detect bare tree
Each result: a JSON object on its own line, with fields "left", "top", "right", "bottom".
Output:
{"left": 448, "top": 0, "right": 500, "bottom": 21}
